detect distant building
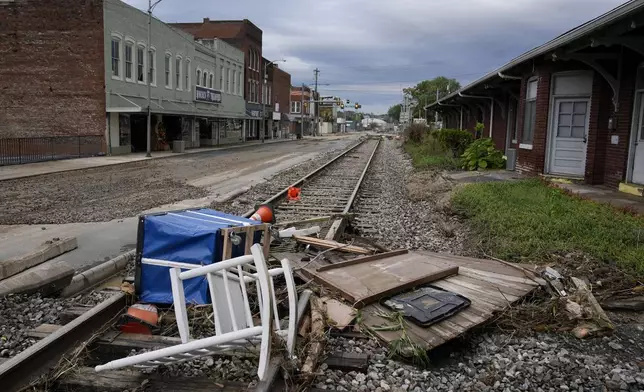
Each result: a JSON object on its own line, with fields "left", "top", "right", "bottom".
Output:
{"left": 289, "top": 86, "right": 318, "bottom": 136}
{"left": 271, "top": 66, "right": 292, "bottom": 137}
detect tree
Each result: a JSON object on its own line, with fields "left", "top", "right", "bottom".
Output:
{"left": 403, "top": 76, "right": 461, "bottom": 119}
{"left": 387, "top": 104, "right": 402, "bottom": 123}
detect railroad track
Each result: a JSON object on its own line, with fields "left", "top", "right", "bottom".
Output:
{"left": 0, "top": 136, "right": 383, "bottom": 392}
{"left": 244, "top": 137, "right": 381, "bottom": 240}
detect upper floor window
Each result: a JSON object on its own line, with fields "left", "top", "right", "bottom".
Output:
{"left": 185, "top": 59, "right": 191, "bottom": 91}
{"left": 111, "top": 37, "right": 121, "bottom": 78}
{"left": 232, "top": 70, "right": 236, "bottom": 95}
{"left": 291, "top": 101, "right": 301, "bottom": 113}
{"left": 227, "top": 67, "right": 231, "bottom": 93}
{"left": 148, "top": 47, "right": 156, "bottom": 86}
{"left": 124, "top": 41, "right": 134, "bottom": 81}
{"left": 136, "top": 44, "right": 145, "bottom": 83}
{"left": 196, "top": 69, "right": 201, "bottom": 86}
{"left": 268, "top": 85, "right": 272, "bottom": 105}
{"left": 523, "top": 78, "right": 538, "bottom": 144}
{"left": 220, "top": 65, "right": 224, "bottom": 90}
{"left": 203, "top": 71, "right": 207, "bottom": 88}
{"left": 238, "top": 70, "right": 242, "bottom": 95}
{"left": 175, "top": 56, "right": 182, "bottom": 90}
{"left": 209, "top": 73, "right": 214, "bottom": 89}
{"left": 248, "top": 50, "right": 253, "bottom": 70}
{"left": 164, "top": 52, "right": 172, "bottom": 88}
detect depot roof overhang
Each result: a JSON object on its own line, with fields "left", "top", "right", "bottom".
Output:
{"left": 426, "top": 0, "right": 644, "bottom": 110}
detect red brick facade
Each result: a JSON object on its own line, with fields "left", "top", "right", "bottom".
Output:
{"left": 272, "top": 66, "right": 291, "bottom": 117}
{"left": 171, "top": 19, "right": 263, "bottom": 104}
{"left": 0, "top": 0, "right": 106, "bottom": 141}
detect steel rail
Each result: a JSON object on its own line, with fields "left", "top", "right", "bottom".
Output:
{"left": 0, "top": 293, "right": 127, "bottom": 392}
{"left": 325, "top": 138, "right": 380, "bottom": 240}
{"left": 242, "top": 138, "right": 369, "bottom": 218}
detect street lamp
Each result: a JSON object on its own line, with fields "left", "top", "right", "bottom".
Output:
{"left": 146, "top": 0, "right": 164, "bottom": 158}
{"left": 262, "top": 59, "right": 286, "bottom": 143}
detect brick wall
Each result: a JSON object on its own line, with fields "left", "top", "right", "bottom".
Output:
{"left": 171, "top": 19, "right": 262, "bottom": 103}
{"left": 604, "top": 52, "right": 639, "bottom": 188}
{"left": 272, "top": 67, "right": 291, "bottom": 116}
{"left": 0, "top": 0, "right": 106, "bottom": 140}
{"left": 585, "top": 72, "right": 610, "bottom": 184}
{"left": 516, "top": 66, "right": 551, "bottom": 175}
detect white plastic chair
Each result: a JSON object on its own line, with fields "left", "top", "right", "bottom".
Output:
{"left": 95, "top": 244, "right": 298, "bottom": 381}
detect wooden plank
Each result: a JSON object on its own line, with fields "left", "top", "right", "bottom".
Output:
{"left": 317, "top": 250, "right": 408, "bottom": 272}
{"left": 458, "top": 268, "right": 537, "bottom": 291}
{"left": 453, "top": 275, "right": 527, "bottom": 299}
{"left": 445, "top": 275, "right": 522, "bottom": 303}
{"left": 222, "top": 228, "right": 232, "bottom": 260}
{"left": 431, "top": 280, "right": 506, "bottom": 311}
{"left": 324, "top": 351, "right": 369, "bottom": 373}
{"left": 254, "top": 357, "right": 282, "bottom": 392}
{"left": 244, "top": 227, "right": 253, "bottom": 255}
{"left": 58, "top": 367, "right": 249, "bottom": 392}
{"left": 313, "top": 252, "right": 458, "bottom": 307}
{"left": 322, "top": 297, "right": 356, "bottom": 330}
{"left": 415, "top": 251, "right": 533, "bottom": 279}
{"left": 292, "top": 236, "right": 372, "bottom": 255}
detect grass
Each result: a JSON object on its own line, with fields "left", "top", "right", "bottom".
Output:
{"left": 403, "top": 136, "right": 460, "bottom": 171}
{"left": 451, "top": 179, "right": 644, "bottom": 274}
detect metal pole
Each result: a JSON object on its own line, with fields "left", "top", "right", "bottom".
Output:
{"left": 300, "top": 84, "right": 304, "bottom": 137}
{"left": 146, "top": 0, "right": 152, "bottom": 157}
{"left": 262, "top": 64, "right": 266, "bottom": 143}
{"left": 314, "top": 68, "right": 319, "bottom": 136}
{"left": 434, "top": 89, "right": 439, "bottom": 125}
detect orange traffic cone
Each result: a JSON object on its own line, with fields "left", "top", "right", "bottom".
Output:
{"left": 250, "top": 204, "right": 276, "bottom": 223}
{"left": 287, "top": 186, "right": 301, "bottom": 201}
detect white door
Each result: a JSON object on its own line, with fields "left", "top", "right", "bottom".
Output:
{"left": 631, "top": 94, "right": 644, "bottom": 184}
{"left": 549, "top": 98, "right": 589, "bottom": 176}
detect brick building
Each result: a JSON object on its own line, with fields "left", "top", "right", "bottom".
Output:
{"left": 0, "top": 0, "right": 247, "bottom": 164}
{"left": 289, "top": 86, "right": 318, "bottom": 136}
{"left": 270, "top": 65, "right": 293, "bottom": 137}
{"left": 0, "top": 0, "right": 106, "bottom": 162}
{"left": 171, "top": 19, "right": 266, "bottom": 140}
{"left": 427, "top": 0, "right": 644, "bottom": 195}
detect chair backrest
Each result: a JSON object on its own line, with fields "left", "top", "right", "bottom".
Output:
{"left": 166, "top": 244, "right": 298, "bottom": 356}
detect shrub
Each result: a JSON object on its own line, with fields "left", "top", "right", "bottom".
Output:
{"left": 434, "top": 129, "right": 473, "bottom": 158}
{"left": 461, "top": 138, "right": 506, "bottom": 170}
{"left": 404, "top": 123, "right": 430, "bottom": 144}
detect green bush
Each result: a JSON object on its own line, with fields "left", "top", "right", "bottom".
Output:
{"left": 434, "top": 129, "right": 473, "bottom": 158}
{"left": 461, "top": 138, "right": 506, "bottom": 170}
{"left": 404, "top": 123, "right": 430, "bottom": 144}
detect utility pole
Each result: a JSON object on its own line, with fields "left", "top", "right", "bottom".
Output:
{"left": 313, "top": 68, "right": 320, "bottom": 136}
{"left": 300, "top": 83, "right": 305, "bottom": 138}
{"left": 434, "top": 88, "right": 439, "bottom": 125}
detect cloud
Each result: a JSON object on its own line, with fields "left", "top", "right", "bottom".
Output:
{"left": 122, "top": 0, "right": 625, "bottom": 114}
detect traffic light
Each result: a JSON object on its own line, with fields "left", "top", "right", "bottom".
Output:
{"left": 354, "top": 103, "right": 361, "bottom": 109}
{"left": 340, "top": 103, "right": 345, "bottom": 109}
{"left": 346, "top": 99, "right": 351, "bottom": 104}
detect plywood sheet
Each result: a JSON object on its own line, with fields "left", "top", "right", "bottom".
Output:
{"left": 361, "top": 252, "right": 540, "bottom": 352}
{"left": 312, "top": 252, "right": 458, "bottom": 307}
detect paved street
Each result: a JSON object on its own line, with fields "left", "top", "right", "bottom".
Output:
{"left": 0, "top": 135, "right": 359, "bottom": 270}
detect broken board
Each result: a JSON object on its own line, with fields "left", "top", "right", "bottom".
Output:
{"left": 361, "top": 252, "right": 540, "bottom": 352}
{"left": 310, "top": 251, "right": 458, "bottom": 307}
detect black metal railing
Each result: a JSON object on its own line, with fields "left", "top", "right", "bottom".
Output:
{"left": 0, "top": 135, "right": 105, "bottom": 166}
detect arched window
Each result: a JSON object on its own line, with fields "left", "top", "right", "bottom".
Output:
{"left": 196, "top": 69, "right": 201, "bottom": 86}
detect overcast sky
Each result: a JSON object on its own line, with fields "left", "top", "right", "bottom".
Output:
{"left": 123, "top": 0, "right": 625, "bottom": 114}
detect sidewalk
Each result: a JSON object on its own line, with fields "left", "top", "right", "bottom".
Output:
{"left": 0, "top": 135, "right": 347, "bottom": 182}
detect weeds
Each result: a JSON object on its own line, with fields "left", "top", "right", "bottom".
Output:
{"left": 403, "top": 135, "right": 460, "bottom": 171}
{"left": 370, "top": 310, "right": 430, "bottom": 368}
{"left": 451, "top": 179, "right": 644, "bottom": 274}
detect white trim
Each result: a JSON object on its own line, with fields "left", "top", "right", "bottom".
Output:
{"left": 175, "top": 55, "right": 183, "bottom": 91}
{"left": 123, "top": 37, "right": 135, "bottom": 83}
{"left": 136, "top": 41, "right": 147, "bottom": 85}
{"left": 110, "top": 32, "right": 124, "bottom": 81}
{"left": 627, "top": 85, "right": 644, "bottom": 183}
{"left": 185, "top": 58, "right": 192, "bottom": 92}
{"left": 148, "top": 46, "right": 157, "bottom": 87}
{"left": 164, "top": 50, "right": 173, "bottom": 89}
{"left": 519, "top": 143, "right": 533, "bottom": 150}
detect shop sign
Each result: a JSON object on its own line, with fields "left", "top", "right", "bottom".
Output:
{"left": 195, "top": 86, "right": 222, "bottom": 104}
